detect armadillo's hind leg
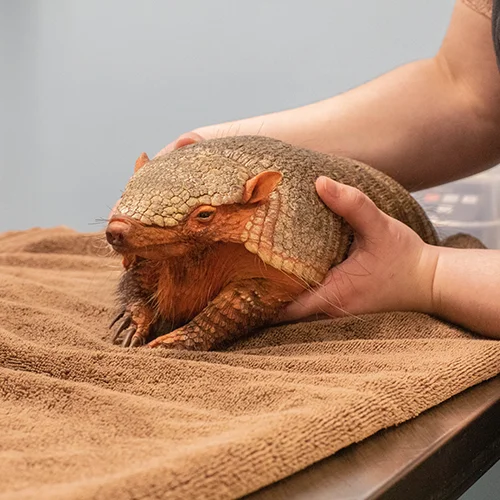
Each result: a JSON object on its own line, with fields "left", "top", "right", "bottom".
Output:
{"left": 147, "top": 278, "right": 292, "bottom": 351}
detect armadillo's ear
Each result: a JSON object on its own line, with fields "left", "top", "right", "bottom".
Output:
{"left": 242, "top": 171, "right": 283, "bottom": 204}
{"left": 134, "top": 152, "right": 150, "bottom": 173}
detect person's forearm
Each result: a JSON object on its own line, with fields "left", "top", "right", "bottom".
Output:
{"left": 195, "top": 3, "right": 500, "bottom": 191}
{"left": 196, "top": 57, "right": 500, "bottom": 191}
{"left": 430, "top": 247, "right": 500, "bottom": 339}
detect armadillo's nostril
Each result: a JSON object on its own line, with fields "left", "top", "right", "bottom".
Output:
{"left": 106, "top": 221, "right": 130, "bottom": 246}
{"left": 106, "top": 229, "right": 122, "bottom": 246}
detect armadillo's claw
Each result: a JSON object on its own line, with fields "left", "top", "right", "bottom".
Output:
{"left": 129, "top": 335, "right": 145, "bottom": 348}
{"left": 120, "top": 325, "right": 137, "bottom": 347}
{"left": 111, "top": 313, "right": 132, "bottom": 344}
{"left": 109, "top": 309, "right": 126, "bottom": 329}
{"left": 109, "top": 304, "right": 155, "bottom": 347}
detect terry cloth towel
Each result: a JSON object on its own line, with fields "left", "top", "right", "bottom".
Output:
{"left": 0, "top": 227, "right": 499, "bottom": 500}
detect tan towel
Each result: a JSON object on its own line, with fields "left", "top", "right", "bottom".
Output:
{"left": 0, "top": 227, "right": 499, "bottom": 500}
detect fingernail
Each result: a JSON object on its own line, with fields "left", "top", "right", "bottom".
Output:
{"left": 318, "top": 176, "right": 339, "bottom": 198}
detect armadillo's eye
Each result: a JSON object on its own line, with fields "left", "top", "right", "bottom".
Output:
{"left": 195, "top": 207, "right": 216, "bottom": 221}
{"left": 197, "top": 211, "right": 213, "bottom": 219}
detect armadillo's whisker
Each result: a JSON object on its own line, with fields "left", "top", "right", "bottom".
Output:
{"left": 255, "top": 121, "right": 264, "bottom": 137}
{"left": 335, "top": 256, "right": 373, "bottom": 279}
{"left": 289, "top": 287, "right": 360, "bottom": 321}
{"left": 274, "top": 267, "right": 362, "bottom": 321}
{"left": 309, "top": 290, "right": 363, "bottom": 321}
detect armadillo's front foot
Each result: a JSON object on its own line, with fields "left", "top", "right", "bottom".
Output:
{"left": 147, "top": 323, "right": 210, "bottom": 351}
{"left": 110, "top": 303, "right": 154, "bottom": 347}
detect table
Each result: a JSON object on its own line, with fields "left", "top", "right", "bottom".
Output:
{"left": 247, "top": 375, "right": 500, "bottom": 500}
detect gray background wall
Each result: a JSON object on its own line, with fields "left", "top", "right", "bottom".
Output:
{"left": 2, "top": 0, "right": 457, "bottom": 233}
{"left": 1, "top": 0, "right": 498, "bottom": 497}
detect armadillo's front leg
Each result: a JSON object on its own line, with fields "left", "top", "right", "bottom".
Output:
{"left": 110, "top": 261, "right": 158, "bottom": 347}
{"left": 147, "top": 278, "right": 289, "bottom": 351}
{"left": 110, "top": 302, "right": 156, "bottom": 347}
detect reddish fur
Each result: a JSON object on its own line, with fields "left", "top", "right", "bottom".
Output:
{"left": 110, "top": 200, "right": 305, "bottom": 326}
{"left": 154, "top": 242, "right": 304, "bottom": 325}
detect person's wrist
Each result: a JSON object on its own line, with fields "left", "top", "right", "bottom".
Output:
{"left": 414, "top": 243, "right": 441, "bottom": 314}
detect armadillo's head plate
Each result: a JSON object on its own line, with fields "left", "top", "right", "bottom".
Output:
{"left": 116, "top": 145, "right": 250, "bottom": 227}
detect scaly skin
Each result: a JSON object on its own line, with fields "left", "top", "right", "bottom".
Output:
{"left": 109, "top": 135, "right": 440, "bottom": 351}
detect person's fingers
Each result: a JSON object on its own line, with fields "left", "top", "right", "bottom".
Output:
{"left": 316, "top": 176, "right": 389, "bottom": 238}
{"left": 154, "top": 143, "right": 176, "bottom": 158}
{"left": 174, "top": 132, "right": 205, "bottom": 150}
{"left": 280, "top": 291, "right": 321, "bottom": 322}
{"left": 154, "top": 132, "right": 205, "bottom": 158}
{"left": 278, "top": 273, "right": 346, "bottom": 322}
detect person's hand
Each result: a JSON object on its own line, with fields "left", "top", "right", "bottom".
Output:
{"left": 154, "top": 132, "right": 206, "bottom": 158}
{"left": 280, "top": 177, "right": 440, "bottom": 322}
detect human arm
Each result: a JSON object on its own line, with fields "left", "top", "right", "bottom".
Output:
{"left": 431, "top": 246, "right": 500, "bottom": 338}
{"left": 280, "top": 177, "right": 500, "bottom": 339}
{"left": 158, "top": 1, "right": 500, "bottom": 190}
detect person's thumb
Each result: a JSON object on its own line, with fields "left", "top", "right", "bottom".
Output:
{"left": 316, "top": 176, "right": 389, "bottom": 239}
{"left": 154, "top": 131, "right": 205, "bottom": 158}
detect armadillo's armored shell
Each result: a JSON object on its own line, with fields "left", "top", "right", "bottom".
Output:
{"left": 116, "top": 136, "right": 437, "bottom": 285}
{"left": 217, "top": 139, "right": 352, "bottom": 284}
{"left": 117, "top": 149, "right": 250, "bottom": 228}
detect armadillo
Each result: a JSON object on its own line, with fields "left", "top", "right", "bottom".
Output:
{"left": 107, "top": 135, "right": 440, "bottom": 350}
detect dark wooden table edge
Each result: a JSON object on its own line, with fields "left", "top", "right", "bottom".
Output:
{"left": 245, "top": 375, "right": 500, "bottom": 500}
{"left": 375, "top": 377, "right": 500, "bottom": 500}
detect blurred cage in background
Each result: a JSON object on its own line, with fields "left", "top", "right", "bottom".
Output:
{"left": 413, "top": 165, "right": 500, "bottom": 249}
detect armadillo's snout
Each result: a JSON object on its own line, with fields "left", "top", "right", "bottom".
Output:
{"left": 106, "top": 220, "right": 130, "bottom": 248}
